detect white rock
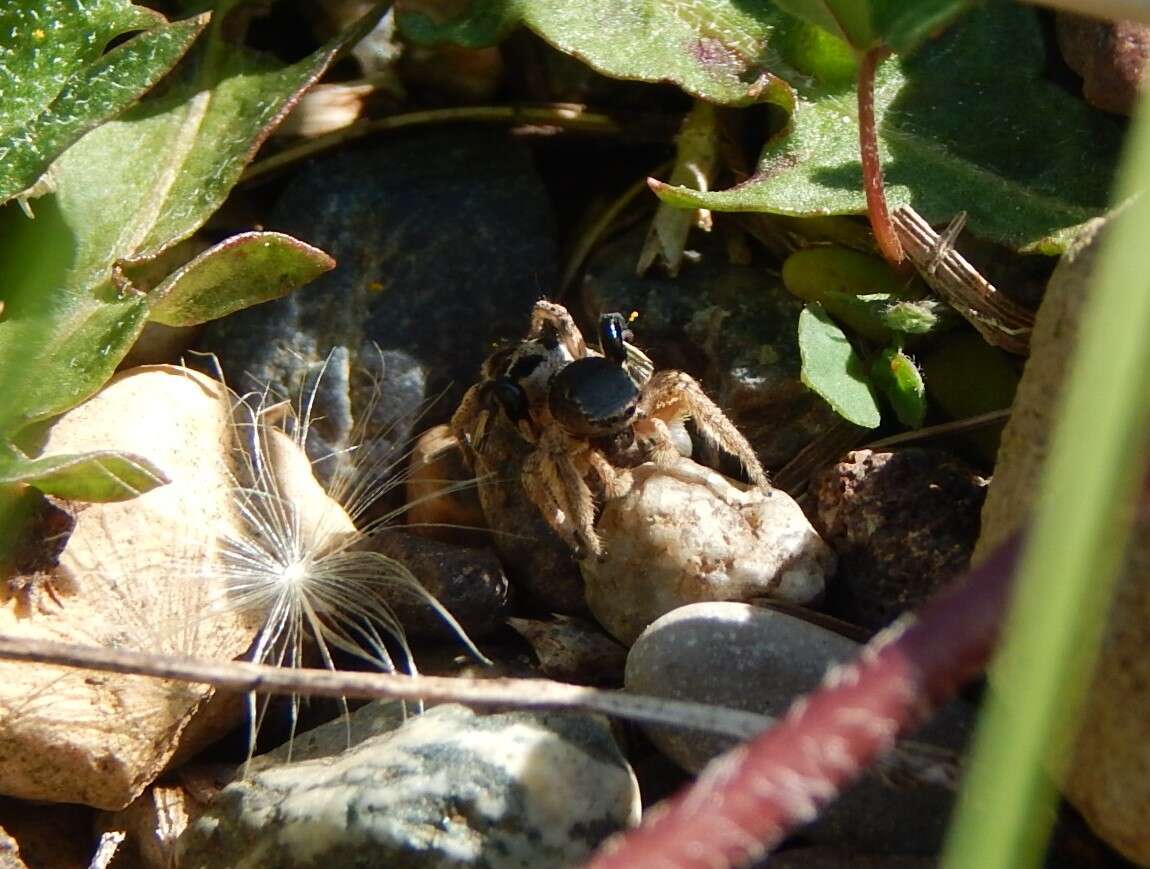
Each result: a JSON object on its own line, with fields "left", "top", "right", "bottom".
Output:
{"left": 583, "top": 457, "right": 832, "bottom": 644}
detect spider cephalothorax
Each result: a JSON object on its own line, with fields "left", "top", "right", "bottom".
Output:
{"left": 452, "top": 301, "right": 767, "bottom": 558}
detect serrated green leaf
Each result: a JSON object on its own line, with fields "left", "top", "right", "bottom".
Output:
{"left": 399, "top": 0, "right": 795, "bottom": 110}
{"left": 0, "top": 6, "right": 376, "bottom": 436}
{"left": 871, "top": 346, "right": 925, "bottom": 428}
{"left": 654, "top": 5, "right": 1122, "bottom": 253}
{"left": 0, "top": 5, "right": 206, "bottom": 204}
{"left": 0, "top": 449, "right": 168, "bottom": 501}
{"left": 798, "top": 303, "right": 881, "bottom": 428}
{"left": 148, "top": 232, "right": 335, "bottom": 327}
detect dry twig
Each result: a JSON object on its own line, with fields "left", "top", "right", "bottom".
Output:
{"left": 893, "top": 206, "right": 1034, "bottom": 354}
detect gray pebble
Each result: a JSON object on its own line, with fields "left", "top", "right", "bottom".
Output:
{"left": 625, "top": 602, "right": 971, "bottom": 856}
{"left": 179, "top": 704, "right": 638, "bottom": 868}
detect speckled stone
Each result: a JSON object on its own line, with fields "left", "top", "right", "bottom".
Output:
{"left": 198, "top": 129, "right": 558, "bottom": 486}
{"left": 178, "top": 704, "right": 639, "bottom": 868}
{"left": 1057, "top": 13, "right": 1150, "bottom": 115}
{"left": 815, "top": 448, "right": 988, "bottom": 630}
{"left": 0, "top": 824, "right": 24, "bottom": 869}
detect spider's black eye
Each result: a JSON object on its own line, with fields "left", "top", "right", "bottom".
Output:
{"left": 540, "top": 323, "right": 560, "bottom": 351}
{"left": 484, "top": 376, "right": 529, "bottom": 423}
{"left": 506, "top": 352, "right": 544, "bottom": 382}
{"left": 598, "top": 313, "right": 628, "bottom": 364}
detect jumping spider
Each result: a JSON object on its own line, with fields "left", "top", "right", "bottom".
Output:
{"left": 452, "top": 301, "right": 767, "bottom": 558}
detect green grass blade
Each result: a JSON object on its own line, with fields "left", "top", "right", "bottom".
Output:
{"left": 941, "top": 90, "right": 1150, "bottom": 867}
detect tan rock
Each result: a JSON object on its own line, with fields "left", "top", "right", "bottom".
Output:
{"left": 0, "top": 366, "right": 351, "bottom": 810}
{"left": 0, "top": 823, "right": 25, "bottom": 869}
{"left": 101, "top": 782, "right": 201, "bottom": 869}
{"left": 974, "top": 218, "right": 1150, "bottom": 865}
{"left": 0, "top": 367, "right": 256, "bottom": 809}
{"left": 583, "top": 457, "right": 832, "bottom": 644}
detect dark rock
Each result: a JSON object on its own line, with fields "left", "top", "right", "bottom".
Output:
{"left": 764, "top": 847, "right": 934, "bottom": 868}
{"left": 815, "top": 448, "right": 988, "bottom": 631}
{"left": 0, "top": 798, "right": 93, "bottom": 869}
{"left": 365, "top": 529, "right": 512, "bottom": 639}
{"left": 625, "top": 602, "right": 972, "bottom": 856}
{"left": 198, "top": 129, "right": 558, "bottom": 487}
{"left": 625, "top": 602, "right": 860, "bottom": 770}
{"left": 581, "top": 226, "right": 839, "bottom": 470}
{"left": 1057, "top": 13, "right": 1150, "bottom": 116}
{"left": 179, "top": 704, "right": 639, "bottom": 868}
{"left": 507, "top": 614, "right": 628, "bottom": 685}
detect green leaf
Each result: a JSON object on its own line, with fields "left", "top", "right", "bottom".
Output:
{"left": 797, "top": 304, "right": 881, "bottom": 428}
{"left": 880, "top": 298, "right": 948, "bottom": 335}
{"left": 870, "top": 0, "right": 981, "bottom": 55}
{"left": 653, "top": 5, "right": 1122, "bottom": 253}
{"left": 0, "top": 3, "right": 206, "bottom": 204}
{"left": 768, "top": 0, "right": 877, "bottom": 50}
{"left": 871, "top": 346, "right": 925, "bottom": 428}
{"left": 148, "top": 232, "right": 335, "bottom": 327}
{"left": 0, "top": 450, "right": 168, "bottom": 501}
{"left": 0, "top": 6, "right": 376, "bottom": 436}
{"left": 399, "top": 0, "right": 795, "bottom": 110}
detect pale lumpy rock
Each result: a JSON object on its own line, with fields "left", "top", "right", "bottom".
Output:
{"left": 975, "top": 218, "right": 1150, "bottom": 866}
{"left": 0, "top": 366, "right": 348, "bottom": 810}
{"left": 178, "top": 704, "right": 640, "bottom": 868}
{"left": 583, "top": 458, "right": 832, "bottom": 645}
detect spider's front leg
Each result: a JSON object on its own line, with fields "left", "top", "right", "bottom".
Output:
{"left": 528, "top": 301, "right": 589, "bottom": 359}
{"left": 521, "top": 427, "right": 602, "bottom": 558}
{"left": 636, "top": 370, "right": 769, "bottom": 488}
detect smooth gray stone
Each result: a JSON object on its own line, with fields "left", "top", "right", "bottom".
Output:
{"left": 179, "top": 704, "right": 639, "bottom": 868}
{"left": 625, "top": 602, "right": 972, "bottom": 856}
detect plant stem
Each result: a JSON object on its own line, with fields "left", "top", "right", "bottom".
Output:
{"left": 242, "top": 105, "right": 673, "bottom": 185}
{"left": 0, "top": 633, "right": 964, "bottom": 790}
{"left": 858, "top": 47, "right": 903, "bottom": 266}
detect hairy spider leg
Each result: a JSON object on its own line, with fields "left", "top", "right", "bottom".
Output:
{"left": 529, "top": 300, "right": 589, "bottom": 359}
{"left": 522, "top": 427, "right": 602, "bottom": 558}
{"left": 636, "top": 370, "right": 769, "bottom": 488}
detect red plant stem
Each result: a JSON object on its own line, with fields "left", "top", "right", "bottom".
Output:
{"left": 858, "top": 46, "right": 904, "bottom": 266}
{"left": 586, "top": 534, "right": 1022, "bottom": 869}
